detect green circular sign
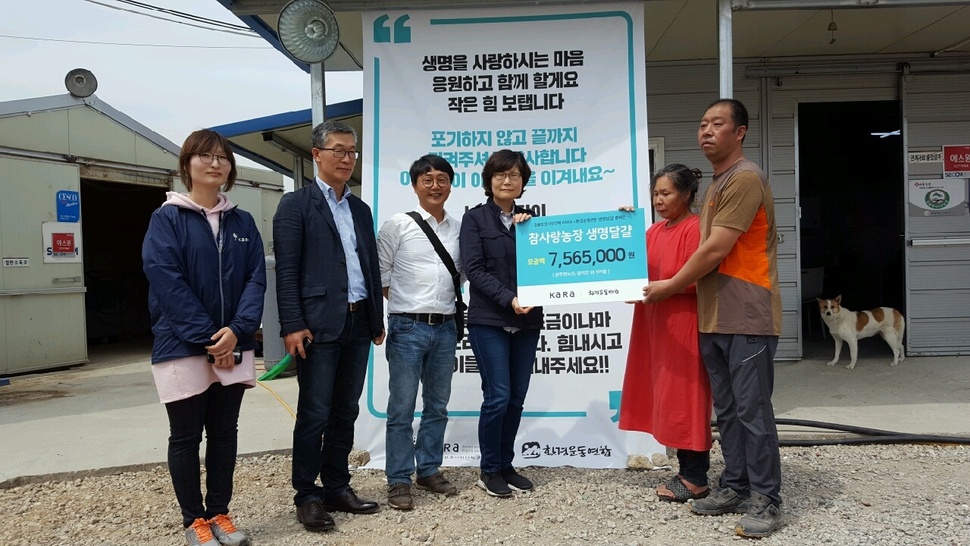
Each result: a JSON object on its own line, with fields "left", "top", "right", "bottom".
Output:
{"left": 925, "top": 190, "right": 950, "bottom": 210}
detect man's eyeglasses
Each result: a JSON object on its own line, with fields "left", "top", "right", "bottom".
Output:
{"left": 316, "top": 148, "right": 360, "bottom": 160}
{"left": 197, "top": 152, "right": 231, "bottom": 166}
{"left": 419, "top": 177, "right": 451, "bottom": 188}
{"left": 493, "top": 172, "right": 522, "bottom": 182}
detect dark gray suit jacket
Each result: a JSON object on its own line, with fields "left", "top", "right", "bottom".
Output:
{"left": 273, "top": 182, "right": 384, "bottom": 342}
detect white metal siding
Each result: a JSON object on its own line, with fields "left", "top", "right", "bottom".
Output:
{"left": 642, "top": 61, "right": 968, "bottom": 359}
{"left": 904, "top": 72, "right": 970, "bottom": 355}
{"left": 762, "top": 71, "right": 898, "bottom": 359}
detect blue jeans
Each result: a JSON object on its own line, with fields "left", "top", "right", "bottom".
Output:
{"left": 292, "top": 308, "right": 372, "bottom": 506}
{"left": 467, "top": 325, "right": 541, "bottom": 473}
{"left": 165, "top": 382, "right": 245, "bottom": 528}
{"left": 384, "top": 314, "right": 457, "bottom": 484}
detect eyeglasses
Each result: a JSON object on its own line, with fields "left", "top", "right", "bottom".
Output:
{"left": 419, "top": 177, "right": 451, "bottom": 188}
{"left": 197, "top": 152, "right": 230, "bottom": 166}
{"left": 493, "top": 172, "right": 522, "bottom": 182}
{"left": 316, "top": 148, "right": 360, "bottom": 160}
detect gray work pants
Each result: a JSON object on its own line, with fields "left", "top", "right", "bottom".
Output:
{"left": 700, "top": 333, "right": 782, "bottom": 506}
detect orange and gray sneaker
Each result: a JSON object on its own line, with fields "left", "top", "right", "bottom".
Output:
{"left": 208, "top": 514, "right": 251, "bottom": 546}
{"left": 185, "top": 518, "right": 219, "bottom": 546}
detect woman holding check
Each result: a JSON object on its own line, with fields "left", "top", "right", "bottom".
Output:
{"left": 460, "top": 149, "right": 544, "bottom": 498}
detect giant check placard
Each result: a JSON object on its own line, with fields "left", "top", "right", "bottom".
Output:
{"left": 516, "top": 209, "right": 647, "bottom": 306}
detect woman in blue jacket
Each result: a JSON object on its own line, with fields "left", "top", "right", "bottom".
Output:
{"left": 142, "top": 129, "right": 265, "bottom": 546}
{"left": 460, "top": 149, "right": 543, "bottom": 498}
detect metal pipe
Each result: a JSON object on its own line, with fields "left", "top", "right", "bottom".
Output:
{"left": 310, "top": 62, "right": 326, "bottom": 185}
{"left": 718, "top": 0, "right": 734, "bottom": 98}
{"left": 732, "top": 0, "right": 969, "bottom": 10}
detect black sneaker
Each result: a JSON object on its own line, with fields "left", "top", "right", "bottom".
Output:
{"left": 500, "top": 468, "right": 534, "bottom": 492}
{"left": 689, "top": 487, "right": 750, "bottom": 515}
{"left": 477, "top": 472, "right": 513, "bottom": 497}
{"left": 735, "top": 492, "right": 782, "bottom": 538}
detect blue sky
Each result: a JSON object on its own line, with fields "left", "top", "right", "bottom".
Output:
{"left": 1, "top": 0, "right": 362, "bottom": 160}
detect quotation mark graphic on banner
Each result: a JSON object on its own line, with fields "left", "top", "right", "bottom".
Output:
{"left": 373, "top": 14, "right": 411, "bottom": 44}
{"left": 608, "top": 390, "right": 621, "bottom": 423}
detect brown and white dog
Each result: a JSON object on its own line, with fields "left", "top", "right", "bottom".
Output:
{"left": 817, "top": 295, "right": 905, "bottom": 369}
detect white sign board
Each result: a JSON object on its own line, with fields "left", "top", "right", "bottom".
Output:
{"left": 908, "top": 179, "right": 968, "bottom": 217}
{"left": 360, "top": 2, "right": 658, "bottom": 469}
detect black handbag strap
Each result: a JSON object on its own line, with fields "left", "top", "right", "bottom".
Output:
{"left": 405, "top": 211, "right": 463, "bottom": 307}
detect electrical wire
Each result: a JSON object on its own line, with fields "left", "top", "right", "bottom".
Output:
{"left": 82, "top": 0, "right": 258, "bottom": 38}
{"left": 0, "top": 34, "right": 271, "bottom": 50}
{"left": 110, "top": 0, "right": 254, "bottom": 32}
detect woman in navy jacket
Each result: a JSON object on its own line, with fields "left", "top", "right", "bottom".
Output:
{"left": 142, "top": 129, "right": 265, "bottom": 546}
{"left": 459, "top": 149, "right": 543, "bottom": 498}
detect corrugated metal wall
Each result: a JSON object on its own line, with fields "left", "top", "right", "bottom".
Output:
{"left": 903, "top": 72, "right": 970, "bottom": 355}
{"left": 763, "top": 71, "right": 898, "bottom": 359}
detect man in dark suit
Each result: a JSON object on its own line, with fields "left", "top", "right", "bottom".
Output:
{"left": 273, "top": 119, "right": 385, "bottom": 533}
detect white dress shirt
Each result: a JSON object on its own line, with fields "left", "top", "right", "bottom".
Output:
{"left": 377, "top": 207, "right": 462, "bottom": 314}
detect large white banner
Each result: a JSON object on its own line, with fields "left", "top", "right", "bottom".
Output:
{"left": 360, "top": 2, "right": 660, "bottom": 469}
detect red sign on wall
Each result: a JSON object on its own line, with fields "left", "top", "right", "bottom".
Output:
{"left": 943, "top": 145, "right": 970, "bottom": 178}
{"left": 52, "top": 233, "right": 74, "bottom": 254}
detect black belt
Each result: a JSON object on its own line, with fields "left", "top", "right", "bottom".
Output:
{"left": 348, "top": 299, "right": 367, "bottom": 312}
{"left": 392, "top": 312, "right": 454, "bottom": 325}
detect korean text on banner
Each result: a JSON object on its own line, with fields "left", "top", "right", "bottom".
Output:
{"left": 360, "top": 1, "right": 657, "bottom": 470}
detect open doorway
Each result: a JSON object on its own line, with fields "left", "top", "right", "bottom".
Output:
{"left": 81, "top": 179, "right": 167, "bottom": 348}
{"left": 798, "top": 101, "right": 905, "bottom": 355}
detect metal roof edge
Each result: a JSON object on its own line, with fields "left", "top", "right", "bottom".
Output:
{"left": 227, "top": 142, "right": 295, "bottom": 180}
{"left": 0, "top": 93, "right": 181, "bottom": 156}
{"left": 0, "top": 93, "right": 85, "bottom": 118}
{"left": 209, "top": 98, "right": 362, "bottom": 137}
{"left": 82, "top": 96, "right": 181, "bottom": 155}
{"left": 210, "top": 108, "right": 312, "bottom": 137}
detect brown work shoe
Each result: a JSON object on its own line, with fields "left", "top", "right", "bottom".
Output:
{"left": 415, "top": 472, "right": 458, "bottom": 496}
{"left": 387, "top": 483, "right": 413, "bottom": 510}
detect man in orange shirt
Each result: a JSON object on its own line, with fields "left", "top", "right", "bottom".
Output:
{"left": 643, "top": 98, "right": 782, "bottom": 538}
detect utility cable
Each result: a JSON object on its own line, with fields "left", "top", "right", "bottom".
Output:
{"left": 711, "top": 418, "right": 970, "bottom": 447}
{"left": 111, "top": 0, "right": 254, "bottom": 32}
{"left": 82, "top": 0, "right": 259, "bottom": 38}
{"left": 0, "top": 34, "right": 270, "bottom": 50}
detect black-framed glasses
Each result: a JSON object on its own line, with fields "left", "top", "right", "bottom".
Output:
{"left": 419, "top": 176, "right": 451, "bottom": 188}
{"left": 493, "top": 172, "right": 522, "bottom": 182}
{"left": 316, "top": 148, "right": 360, "bottom": 159}
{"left": 197, "top": 152, "right": 231, "bottom": 166}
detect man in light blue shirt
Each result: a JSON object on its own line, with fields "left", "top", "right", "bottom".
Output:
{"left": 273, "top": 120, "right": 385, "bottom": 533}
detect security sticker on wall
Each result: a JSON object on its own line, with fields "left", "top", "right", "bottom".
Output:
{"left": 42, "top": 222, "right": 82, "bottom": 263}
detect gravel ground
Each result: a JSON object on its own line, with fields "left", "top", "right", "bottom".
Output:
{"left": 2, "top": 442, "right": 968, "bottom": 546}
